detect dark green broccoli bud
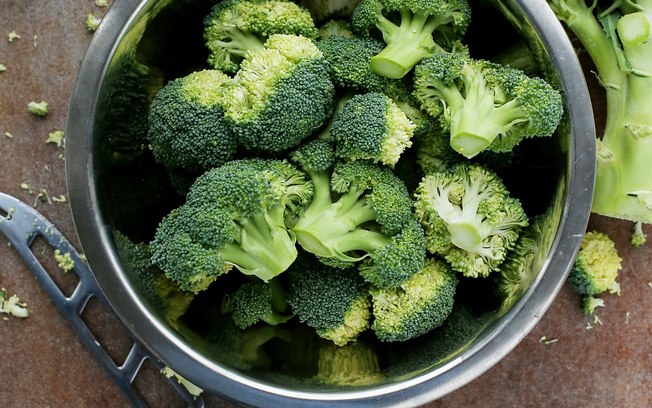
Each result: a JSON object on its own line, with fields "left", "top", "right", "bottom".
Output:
{"left": 224, "top": 35, "right": 335, "bottom": 153}
{"left": 352, "top": 0, "right": 472, "bottom": 78}
{"left": 413, "top": 51, "right": 563, "bottom": 158}
{"left": 330, "top": 92, "right": 415, "bottom": 165}
{"left": 147, "top": 70, "right": 236, "bottom": 173}
{"left": 314, "top": 341, "right": 384, "bottom": 386}
{"left": 151, "top": 159, "right": 312, "bottom": 293}
{"left": 287, "top": 254, "right": 372, "bottom": 346}
{"left": 291, "top": 156, "right": 426, "bottom": 287}
{"left": 414, "top": 124, "right": 461, "bottom": 174}
{"left": 113, "top": 231, "right": 194, "bottom": 323}
{"left": 301, "top": 0, "right": 362, "bottom": 23}
{"left": 568, "top": 231, "right": 622, "bottom": 296}
{"left": 371, "top": 258, "right": 457, "bottom": 342}
{"left": 224, "top": 278, "right": 292, "bottom": 329}
{"left": 317, "top": 19, "right": 354, "bottom": 38}
{"left": 203, "top": 0, "right": 318, "bottom": 74}
{"left": 414, "top": 162, "right": 528, "bottom": 278}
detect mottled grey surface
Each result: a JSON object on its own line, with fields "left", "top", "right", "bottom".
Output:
{"left": 0, "top": 1, "right": 650, "bottom": 407}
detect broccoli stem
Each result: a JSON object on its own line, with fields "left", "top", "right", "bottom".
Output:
{"left": 215, "top": 27, "right": 265, "bottom": 57}
{"left": 370, "top": 10, "right": 443, "bottom": 79}
{"left": 223, "top": 208, "right": 297, "bottom": 281}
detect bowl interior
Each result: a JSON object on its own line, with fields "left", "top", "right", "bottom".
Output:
{"left": 67, "top": 0, "right": 594, "bottom": 404}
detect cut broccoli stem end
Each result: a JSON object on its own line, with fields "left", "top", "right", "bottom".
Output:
{"left": 448, "top": 222, "right": 483, "bottom": 252}
{"left": 449, "top": 132, "right": 493, "bottom": 159}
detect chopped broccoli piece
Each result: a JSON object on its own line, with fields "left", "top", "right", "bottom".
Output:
{"left": 46, "top": 130, "right": 65, "bottom": 148}
{"left": 54, "top": 249, "right": 75, "bottom": 273}
{"left": 352, "top": 0, "right": 472, "bottom": 78}
{"left": 224, "top": 278, "right": 293, "bottom": 329}
{"left": 287, "top": 254, "right": 372, "bottom": 346}
{"left": 414, "top": 162, "right": 528, "bottom": 277}
{"left": 147, "top": 70, "right": 236, "bottom": 174}
{"left": 86, "top": 13, "right": 101, "bottom": 32}
{"left": 371, "top": 258, "right": 457, "bottom": 342}
{"left": 7, "top": 31, "right": 20, "bottom": 42}
{"left": 413, "top": 50, "right": 563, "bottom": 158}
{"left": 330, "top": 92, "right": 415, "bottom": 165}
{"left": 203, "top": 0, "right": 318, "bottom": 74}
{"left": 581, "top": 295, "right": 605, "bottom": 317}
{"left": 632, "top": 221, "right": 647, "bottom": 248}
{"left": 95, "top": 0, "right": 108, "bottom": 7}
{"left": 0, "top": 64, "right": 6, "bottom": 72}
{"left": 151, "top": 159, "right": 311, "bottom": 293}
{"left": 314, "top": 341, "right": 384, "bottom": 386}
{"left": 161, "top": 367, "right": 203, "bottom": 397}
{"left": 0, "top": 289, "right": 29, "bottom": 318}
{"left": 27, "top": 101, "right": 49, "bottom": 117}
{"left": 224, "top": 34, "right": 335, "bottom": 153}
{"left": 568, "top": 231, "right": 622, "bottom": 296}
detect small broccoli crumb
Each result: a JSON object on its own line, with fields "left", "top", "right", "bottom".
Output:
{"left": 95, "top": 0, "right": 108, "bottom": 7}
{"left": 52, "top": 194, "right": 67, "bottom": 203}
{"left": 0, "top": 64, "right": 6, "bottom": 72}
{"left": 54, "top": 249, "right": 75, "bottom": 273}
{"left": 34, "top": 188, "right": 51, "bottom": 207}
{"left": 538, "top": 336, "right": 558, "bottom": 345}
{"left": 4, "top": 132, "right": 12, "bottom": 138}
{"left": 46, "top": 130, "right": 65, "bottom": 148}
{"left": 161, "top": 366, "right": 203, "bottom": 398}
{"left": 27, "top": 101, "right": 49, "bottom": 117}
{"left": 631, "top": 221, "right": 647, "bottom": 248}
{"left": 0, "top": 288, "right": 29, "bottom": 319}
{"left": 7, "top": 31, "right": 20, "bottom": 42}
{"left": 20, "top": 182, "right": 33, "bottom": 195}
{"left": 33, "top": 35, "right": 38, "bottom": 48}
{"left": 625, "top": 311, "right": 631, "bottom": 324}
{"left": 86, "top": 14, "right": 101, "bottom": 32}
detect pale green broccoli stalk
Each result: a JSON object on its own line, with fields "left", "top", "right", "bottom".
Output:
{"left": 224, "top": 278, "right": 293, "bottom": 329}
{"left": 291, "top": 141, "right": 426, "bottom": 288}
{"left": 151, "top": 159, "right": 312, "bottom": 293}
{"left": 414, "top": 162, "right": 528, "bottom": 278}
{"left": 330, "top": 92, "right": 415, "bottom": 166}
{"left": 147, "top": 70, "right": 236, "bottom": 174}
{"left": 203, "top": 0, "right": 318, "bottom": 74}
{"left": 413, "top": 50, "right": 563, "bottom": 159}
{"left": 371, "top": 258, "right": 457, "bottom": 342}
{"left": 286, "top": 254, "right": 372, "bottom": 346}
{"left": 568, "top": 231, "right": 622, "bottom": 296}
{"left": 314, "top": 341, "right": 384, "bottom": 386}
{"left": 224, "top": 34, "right": 335, "bottom": 153}
{"left": 547, "top": 0, "right": 652, "bottom": 224}
{"left": 0, "top": 288, "right": 29, "bottom": 318}
{"left": 632, "top": 221, "right": 647, "bottom": 248}
{"left": 27, "top": 101, "right": 49, "bottom": 117}
{"left": 351, "top": 0, "right": 472, "bottom": 79}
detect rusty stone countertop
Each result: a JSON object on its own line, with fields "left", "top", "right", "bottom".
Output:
{"left": 0, "top": 1, "right": 651, "bottom": 407}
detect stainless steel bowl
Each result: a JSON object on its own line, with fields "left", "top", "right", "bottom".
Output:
{"left": 66, "top": 0, "right": 595, "bottom": 405}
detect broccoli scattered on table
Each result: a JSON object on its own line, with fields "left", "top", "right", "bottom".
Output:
{"left": 27, "top": 101, "right": 49, "bottom": 117}
{"left": 0, "top": 288, "right": 29, "bottom": 319}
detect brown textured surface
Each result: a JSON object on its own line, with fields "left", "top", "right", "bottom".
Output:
{"left": 0, "top": 1, "right": 651, "bottom": 407}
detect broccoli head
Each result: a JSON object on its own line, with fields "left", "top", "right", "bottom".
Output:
{"left": 204, "top": 0, "right": 318, "bottom": 74}
{"left": 413, "top": 51, "right": 563, "bottom": 158}
{"left": 314, "top": 341, "right": 384, "bottom": 386}
{"left": 414, "top": 162, "right": 528, "bottom": 278}
{"left": 371, "top": 258, "right": 457, "bottom": 342}
{"left": 151, "top": 159, "right": 312, "bottom": 293}
{"left": 224, "top": 278, "right": 293, "bottom": 329}
{"left": 568, "top": 231, "right": 622, "bottom": 296}
{"left": 147, "top": 70, "right": 236, "bottom": 173}
{"left": 224, "top": 34, "right": 335, "bottom": 153}
{"left": 352, "top": 0, "right": 472, "bottom": 78}
{"left": 330, "top": 92, "right": 415, "bottom": 166}
{"left": 291, "top": 143, "right": 426, "bottom": 288}
{"left": 287, "top": 254, "right": 372, "bottom": 346}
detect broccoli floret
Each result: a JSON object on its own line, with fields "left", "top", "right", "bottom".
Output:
{"left": 113, "top": 231, "right": 195, "bottom": 322}
{"left": 291, "top": 144, "right": 426, "bottom": 287}
{"left": 314, "top": 341, "right": 384, "bottom": 386}
{"left": 413, "top": 51, "right": 563, "bottom": 158}
{"left": 224, "top": 278, "right": 293, "bottom": 329}
{"left": 0, "top": 288, "right": 29, "bottom": 318}
{"left": 151, "top": 159, "right": 312, "bottom": 293}
{"left": 330, "top": 92, "right": 415, "bottom": 166}
{"left": 317, "top": 19, "right": 354, "bottom": 38}
{"left": 203, "top": 0, "right": 318, "bottom": 74}
{"left": 147, "top": 70, "right": 236, "bottom": 174}
{"left": 414, "top": 162, "right": 528, "bottom": 278}
{"left": 548, "top": 0, "right": 652, "bottom": 224}
{"left": 27, "top": 101, "right": 49, "bottom": 117}
{"left": 224, "top": 34, "right": 335, "bottom": 153}
{"left": 86, "top": 13, "right": 101, "bottom": 32}
{"left": 371, "top": 258, "right": 457, "bottom": 342}
{"left": 414, "top": 121, "right": 461, "bottom": 174}
{"left": 301, "top": 0, "right": 362, "bottom": 23}
{"left": 286, "top": 254, "right": 372, "bottom": 346}
{"left": 581, "top": 295, "right": 605, "bottom": 318}
{"left": 632, "top": 221, "right": 647, "bottom": 248}
{"left": 351, "top": 0, "right": 472, "bottom": 78}
{"left": 568, "top": 231, "right": 622, "bottom": 296}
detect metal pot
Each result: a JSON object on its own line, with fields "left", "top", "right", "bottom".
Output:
{"left": 66, "top": 0, "right": 595, "bottom": 405}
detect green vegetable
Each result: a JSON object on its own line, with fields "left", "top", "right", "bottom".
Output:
{"left": 632, "top": 221, "right": 647, "bottom": 248}
{"left": 54, "top": 249, "right": 75, "bottom": 273}
{"left": 46, "top": 130, "right": 65, "bottom": 148}
{"left": 27, "top": 101, "right": 49, "bottom": 117}
{"left": 314, "top": 341, "right": 383, "bottom": 385}
{"left": 0, "top": 288, "right": 29, "bottom": 318}
{"left": 414, "top": 162, "right": 528, "bottom": 277}
{"left": 317, "top": 19, "right": 354, "bottom": 38}
{"left": 351, "top": 0, "right": 472, "bottom": 78}
{"left": 568, "top": 231, "right": 622, "bottom": 296}
{"left": 301, "top": 0, "right": 362, "bottom": 23}
{"left": 371, "top": 258, "right": 457, "bottom": 342}
{"left": 224, "top": 278, "right": 293, "bottom": 329}
{"left": 86, "top": 13, "right": 101, "bottom": 32}
{"left": 547, "top": 0, "right": 652, "bottom": 224}
{"left": 161, "top": 367, "right": 203, "bottom": 397}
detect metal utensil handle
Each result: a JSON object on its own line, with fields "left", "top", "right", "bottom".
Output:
{"left": 0, "top": 192, "right": 204, "bottom": 408}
